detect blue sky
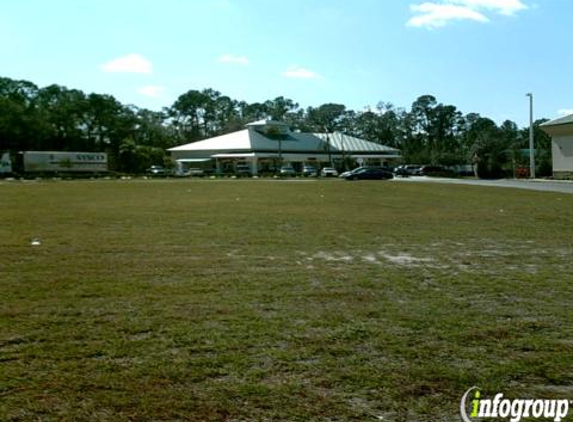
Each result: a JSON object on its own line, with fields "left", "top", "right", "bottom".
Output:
{"left": 1, "top": 0, "right": 571, "bottom": 127}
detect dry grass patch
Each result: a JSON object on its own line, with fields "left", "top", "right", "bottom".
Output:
{"left": 1, "top": 179, "right": 572, "bottom": 421}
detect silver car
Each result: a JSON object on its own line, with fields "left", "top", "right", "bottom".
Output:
{"left": 320, "top": 167, "right": 339, "bottom": 177}
{"left": 280, "top": 166, "right": 296, "bottom": 176}
{"left": 302, "top": 165, "right": 317, "bottom": 177}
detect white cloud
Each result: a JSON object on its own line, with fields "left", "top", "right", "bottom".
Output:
{"left": 407, "top": 3, "right": 488, "bottom": 28}
{"left": 449, "top": 0, "right": 527, "bottom": 15}
{"left": 558, "top": 109, "right": 573, "bottom": 117}
{"left": 137, "top": 85, "right": 165, "bottom": 98}
{"left": 100, "top": 53, "right": 153, "bottom": 74}
{"left": 218, "top": 54, "right": 249, "bottom": 65}
{"left": 282, "top": 65, "right": 321, "bottom": 80}
{"left": 407, "top": 0, "right": 527, "bottom": 28}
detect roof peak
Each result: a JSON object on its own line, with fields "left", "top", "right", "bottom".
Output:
{"left": 246, "top": 118, "right": 289, "bottom": 127}
{"left": 246, "top": 118, "right": 291, "bottom": 136}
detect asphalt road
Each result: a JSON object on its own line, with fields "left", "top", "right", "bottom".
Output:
{"left": 392, "top": 176, "right": 573, "bottom": 195}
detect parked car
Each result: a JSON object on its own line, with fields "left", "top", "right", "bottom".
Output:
{"left": 187, "top": 168, "right": 205, "bottom": 177}
{"left": 235, "top": 164, "right": 252, "bottom": 177}
{"left": 146, "top": 165, "right": 166, "bottom": 176}
{"left": 394, "top": 164, "right": 421, "bottom": 177}
{"left": 414, "top": 165, "right": 455, "bottom": 177}
{"left": 451, "top": 164, "right": 474, "bottom": 177}
{"left": 339, "top": 167, "right": 362, "bottom": 178}
{"left": 301, "top": 165, "right": 317, "bottom": 177}
{"left": 344, "top": 167, "right": 394, "bottom": 180}
{"left": 280, "top": 165, "right": 296, "bottom": 176}
{"left": 320, "top": 167, "right": 339, "bottom": 177}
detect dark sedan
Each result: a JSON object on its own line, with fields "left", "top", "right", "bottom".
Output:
{"left": 344, "top": 167, "right": 394, "bottom": 180}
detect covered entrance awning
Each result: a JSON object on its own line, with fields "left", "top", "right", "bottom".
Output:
{"left": 211, "top": 153, "right": 258, "bottom": 158}
{"left": 349, "top": 154, "right": 402, "bottom": 159}
{"left": 210, "top": 152, "right": 336, "bottom": 161}
{"left": 176, "top": 158, "right": 212, "bottom": 163}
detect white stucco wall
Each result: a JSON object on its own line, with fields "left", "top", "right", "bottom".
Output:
{"left": 552, "top": 135, "right": 573, "bottom": 172}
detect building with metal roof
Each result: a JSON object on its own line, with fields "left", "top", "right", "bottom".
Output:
{"left": 168, "top": 119, "right": 401, "bottom": 175}
{"left": 541, "top": 113, "right": 573, "bottom": 179}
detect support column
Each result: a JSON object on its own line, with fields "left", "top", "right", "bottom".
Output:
{"left": 252, "top": 157, "right": 258, "bottom": 176}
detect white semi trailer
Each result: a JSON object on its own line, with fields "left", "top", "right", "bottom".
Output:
{"left": 22, "top": 151, "right": 108, "bottom": 173}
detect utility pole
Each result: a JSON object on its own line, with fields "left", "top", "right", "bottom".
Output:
{"left": 526, "top": 93, "right": 535, "bottom": 179}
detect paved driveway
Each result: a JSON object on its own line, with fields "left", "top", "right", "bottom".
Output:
{"left": 392, "top": 176, "right": 573, "bottom": 195}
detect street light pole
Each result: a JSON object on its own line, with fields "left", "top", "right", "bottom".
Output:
{"left": 526, "top": 92, "right": 535, "bottom": 179}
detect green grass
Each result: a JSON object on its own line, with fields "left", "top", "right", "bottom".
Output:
{"left": 1, "top": 179, "right": 572, "bottom": 421}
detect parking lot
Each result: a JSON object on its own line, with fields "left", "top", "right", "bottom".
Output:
{"left": 393, "top": 175, "right": 573, "bottom": 195}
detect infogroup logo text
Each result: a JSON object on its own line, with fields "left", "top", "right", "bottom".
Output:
{"left": 460, "top": 386, "right": 570, "bottom": 422}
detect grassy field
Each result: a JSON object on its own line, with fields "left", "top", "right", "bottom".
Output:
{"left": 1, "top": 178, "right": 572, "bottom": 421}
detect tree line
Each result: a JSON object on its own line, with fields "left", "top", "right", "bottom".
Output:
{"left": 0, "top": 76, "right": 551, "bottom": 177}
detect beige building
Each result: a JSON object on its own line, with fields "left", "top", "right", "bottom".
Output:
{"left": 541, "top": 114, "right": 573, "bottom": 179}
{"left": 168, "top": 119, "right": 401, "bottom": 175}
